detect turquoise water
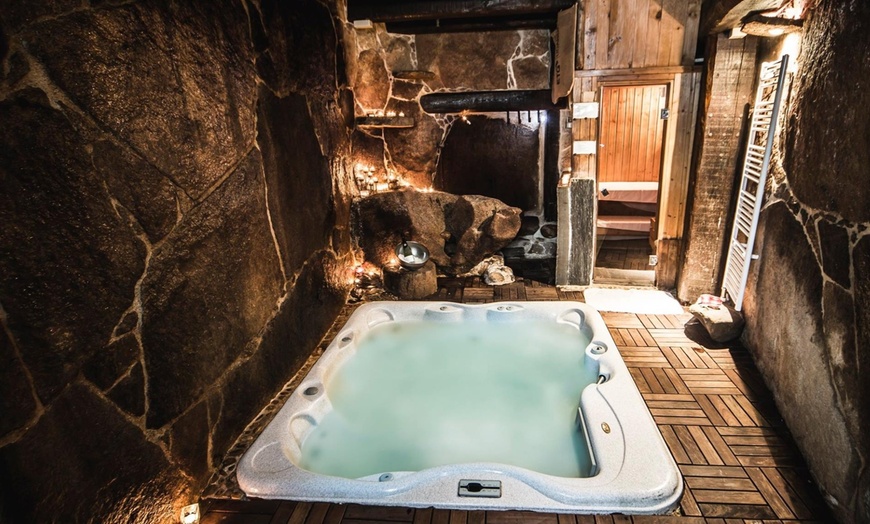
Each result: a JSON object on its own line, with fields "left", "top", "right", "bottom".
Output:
{"left": 299, "top": 320, "right": 597, "bottom": 479}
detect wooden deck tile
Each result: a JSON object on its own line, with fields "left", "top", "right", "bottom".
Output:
{"left": 649, "top": 329, "right": 698, "bottom": 347}
{"left": 343, "top": 505, "right": 414, "bottom": 522}
{"left": 413, "top": 508, "right": 433, "bottom": 524}
{"left": 462, "top": 287, "right": 494, "bottom": 302}
{"left": 620, "top": 347, "right": 671, "bottom": 367}
{"left": 600, "top": 312, "right": 643, "bottom": 328}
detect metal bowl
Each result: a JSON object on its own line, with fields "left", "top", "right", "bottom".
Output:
{"left": 395, "top": 241, "right": 430, "bottom": 270}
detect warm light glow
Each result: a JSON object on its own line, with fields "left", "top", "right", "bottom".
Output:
{"left": 783, "top": 7, "right": 801, "bottom": 19}
{"left": 560, "top": 172, "right": 571, "bottom": 186}
{"left": 180, "top": 503, "right": 199, "bottom": 524}
{"left": 768, "top": 27, "right": 785, "bottom": 36}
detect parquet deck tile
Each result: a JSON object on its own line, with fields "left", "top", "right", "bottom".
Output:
{"left": 203, "top": 279, "right": 831, "bottom": 524}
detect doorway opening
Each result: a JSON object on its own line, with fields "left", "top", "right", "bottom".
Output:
{"left": 594, "top": 83, "right": 667, "bottom": 286}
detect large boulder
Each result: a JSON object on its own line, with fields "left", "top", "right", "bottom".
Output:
{"left": 357, "top": 189, "right": 521, "bottom": 274}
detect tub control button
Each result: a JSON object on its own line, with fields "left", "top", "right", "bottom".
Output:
{"left": 458, "top": 479, "right": 501, "bottom": 498}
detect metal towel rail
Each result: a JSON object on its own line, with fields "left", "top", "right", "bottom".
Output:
{"left": 721, "top": 55, "right": 789, "bottom": 311}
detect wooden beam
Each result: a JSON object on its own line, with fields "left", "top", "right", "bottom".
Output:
{"left": 700, "top": 0, "right": 781, "bottom": 35}
{"left": 420, "top": 90, "right": 567, "bottom": 113}
{"left": 348, "top": 0, "right": 575, "bottom": 23}
{"left": 575, "top": 65, "right": 702, "bottom": 78}
{"left": 385, "top": 16, "right": 555, "bottom": 34}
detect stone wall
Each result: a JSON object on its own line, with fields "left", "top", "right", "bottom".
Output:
{"left": 741, "top": 2, "right": 870, "bottom": 522}
{"left": 0, "top": 0, "right": 353, "bottom": 522}
{"left": 345, "top": 25, "right": 551, "bottom": 200}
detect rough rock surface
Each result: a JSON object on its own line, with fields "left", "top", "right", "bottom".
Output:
{"left": 783, "top": 1, "right": 870, "bottom": 223}
{"left": 0, "top": 1, "right": 353, "bottom": 522}
{"left": 348, "top": 27, "right": 550, "bottom": 187}
{"left": 21, "top": 1, "right": 257, "bottom": 199}
{"left": 0, "top": 328, "right": 37, "bottom": 440}
{"left": 354, "top": 49, "right": 390, "bottom": 109}
{"left": 688, "top": 303, "right": 744, "bottom": 342}
{"left": 358, "top": 190, "right": 522, "bottom": 274}
{"left": 416, "top": 32, "right": 520, "bottom": 90}
{"left": 737, "top": 3, "right": 870, "bottom": 522}
{"left": 0, "top": 89, "right": 144, "bottom": 403}
{"left": 0, "top": 385, "right": 187, "bottom": 523}
{"left": 383, "top": 97, "right": 442, "bottom": 185}
{"left": 743, "top": 203, "right": 861, "bottom": 522}
{"left": 258, "top": 88, "right": 336, "bottom": 276}
{"left": 141, "top": 150, "right": 284, "bottom": 429}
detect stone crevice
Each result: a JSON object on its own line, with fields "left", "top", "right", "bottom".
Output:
{"left": 102, "top": 360, "right": 139, "bottom": 397}
{"left": 0, "top": 303, "right": 46, "bottom": 448}
{"left": 142, "top": 246, "right": 343, "bottom": 433}
{"left": 256, "top": 139, "right": 290, "bottom": 285}
{"left": 190, "top": 141, "right": 258, "bottom": 206}
{"left": 79, "top": 376, "right": 178, "bottom": 465}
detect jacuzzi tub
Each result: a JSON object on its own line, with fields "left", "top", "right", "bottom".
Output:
{"left": 237, "top": 301, "right": 682, "bottom": 514}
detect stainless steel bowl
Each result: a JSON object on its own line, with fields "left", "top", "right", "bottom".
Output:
{"left": 395, "top": 241, "right": 429, "bottom": 270}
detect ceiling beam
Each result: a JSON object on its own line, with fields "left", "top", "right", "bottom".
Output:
{"left": 347, "top": 0, "right": 575, "bottom": 23}
{"left": 700, "top": 0, "right": 782, "bottom": 35}
{"left": 385, "top": 15, "right": 555, "bottom": 34}
{"left": 420, "top": 90, "right": 566, "bottom": 113}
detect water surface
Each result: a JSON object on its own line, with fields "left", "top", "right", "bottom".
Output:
{"left": 300, "top": 320, "right": 597, "bottom": 479}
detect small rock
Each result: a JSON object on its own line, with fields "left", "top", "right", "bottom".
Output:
{"left": 518, "top": 214, "right": 540, "bottom": 236}
{"left": 689, "top": 301, "right": 745, "bottom": 342}
{"left": 467, "top": 254, "right": 505, "bottom": 276}
{"left": 539, "top": 223, "right": 557, "bottom": 238}
{"left": 483, "top": 263, "right": 515, "bottom": 286}
{"left": 528, "top": 241, "right": 546, "bottom": 255}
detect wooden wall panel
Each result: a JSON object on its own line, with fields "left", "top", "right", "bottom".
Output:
{"left": 677, "top": 36, "right": 758, "bottom": 301}
{"left": 579, "top": 0, "right": 701, "bottom": 70}
{"left": 598, "top": 85, "right": 667, "bottom": 183}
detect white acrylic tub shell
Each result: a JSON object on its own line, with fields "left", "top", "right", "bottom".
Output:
{"left": 237, "top": 301, "right": 682, "bottom": 514}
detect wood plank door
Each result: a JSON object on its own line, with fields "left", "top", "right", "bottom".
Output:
{"left": 598, "top": 84, "right": 668, "bottom": 183}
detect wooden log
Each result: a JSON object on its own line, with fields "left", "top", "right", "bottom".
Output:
{"left": 383, "top": 261, "right": 438, "bottom": 299}
{"left": 385, "top": 17, "right": 555, "bottom": 34}
{"left": 420, "top": 90, "right": 566, "bottom": 113}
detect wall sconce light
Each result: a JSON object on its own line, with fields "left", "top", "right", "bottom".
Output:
{"left": 180, "top": 503, "right": 200, "bottom": 524}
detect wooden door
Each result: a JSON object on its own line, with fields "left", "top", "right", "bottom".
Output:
{"left": 598, "top": 85, "right": 667, "bottom": 183}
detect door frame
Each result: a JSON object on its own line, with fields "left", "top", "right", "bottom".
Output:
{"left": 594, "top": 81, "right": 670, "bottom": 280}
{"left": 572, "top": 67, "right": 701, "bottom": 288}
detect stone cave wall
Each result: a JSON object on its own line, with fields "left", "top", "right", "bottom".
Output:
{"left": 345, "top": 25, "right": 551, "bottom": 198}
{"left": 0, "top": 0, "right": 354, "bottom": 522}
{"left": 740, "top": 2, "right": 870, "bottom": 522}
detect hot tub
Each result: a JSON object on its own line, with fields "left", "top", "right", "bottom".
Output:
{"left": 237, "top": 301, "right": 682, "bottom": 514}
